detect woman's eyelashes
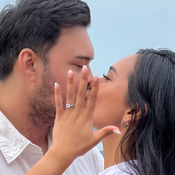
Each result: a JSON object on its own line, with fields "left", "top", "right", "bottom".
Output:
{"left": 103, "top": 74, "right": 111, "bottom": 81}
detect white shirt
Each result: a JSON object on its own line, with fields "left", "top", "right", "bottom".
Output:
{"left": 99, "top": 161, "right": 137, "bottom": 175}
{"left": 0, "top": 111, "right": 104, "bottom": 175}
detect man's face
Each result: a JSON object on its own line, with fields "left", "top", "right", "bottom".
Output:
{"left": 48, "top": 26, "right": 94, "bottom": 105}
{"left": 28, "top": 26, "right": 94, "bottom": 129}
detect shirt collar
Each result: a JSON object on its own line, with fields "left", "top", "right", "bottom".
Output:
{"left": 0, "top": 111, "right": 31, "bottom": 164}
{"left": 0, "top": 111, "right": 53, "bottom": 164}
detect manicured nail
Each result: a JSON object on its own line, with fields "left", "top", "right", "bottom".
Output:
{"left": 94, "top": 75, "right": 99, "bottom": 82}
{"left": 68, "top": 70, "right": 73, "bottom": 78}
{"left": 82, "top": 65, "right": 87, "bottom": 74}
{"left": 54, "top": 82, "right": 59, "bottom": 89}
{"left": 113, "top": 129, "right": 121, "bottom": 134}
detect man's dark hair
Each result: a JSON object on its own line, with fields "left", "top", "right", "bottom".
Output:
{"left": 0, "top": 0, "right": 91, "bottom": 80}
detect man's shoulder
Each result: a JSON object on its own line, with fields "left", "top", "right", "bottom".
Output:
{"left": 63, "top": 147, "right": 104, "bottom": 175}
{"left": 77, "top": 147, "right": 103, "bottom": 163}
{"left": 85, "top": 147, "right": 103, "bottom": 159}
{"left": 77, "top": 147, "right": 104, "bottom": 173}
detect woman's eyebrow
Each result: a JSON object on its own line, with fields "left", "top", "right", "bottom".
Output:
{"left": 108, "top": 66, "right": 117, "bottom": 74}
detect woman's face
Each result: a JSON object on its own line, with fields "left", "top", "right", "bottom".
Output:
{"left": 93, "top": 54, "right": 138, "bottom": 130}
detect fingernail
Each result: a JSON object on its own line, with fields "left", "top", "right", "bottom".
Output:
{"left": 82, "top": 65, "right": 87, "bottom": 74}
{"left": 54, "top": 82, "right": 59, "bottom": 89}
{"left": 94, "top": 75, "right": 99, "bottom": 82}
{"left": 68, "top": 70, "right": 73, "bottom": 78}
{"left": 113, "top": 129, "right": 121, "bottom": 134}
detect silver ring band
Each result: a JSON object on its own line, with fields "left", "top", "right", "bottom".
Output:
{"left": 66, "top": 103, "right": 75, "bottom": 109}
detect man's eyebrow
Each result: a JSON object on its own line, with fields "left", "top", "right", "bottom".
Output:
{"left": 75, "top": 55, "right": 94, "bottom": 61}
{"left": 108, "top": 66, "right": 117, "bottom": 74}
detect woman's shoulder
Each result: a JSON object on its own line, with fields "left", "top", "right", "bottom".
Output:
{"left": 99, "top": 161, "right": 137, "bottom": 175}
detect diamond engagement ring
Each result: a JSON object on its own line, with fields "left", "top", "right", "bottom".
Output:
{"left": 66, "top": 103, "right": 75, "bottom": 109}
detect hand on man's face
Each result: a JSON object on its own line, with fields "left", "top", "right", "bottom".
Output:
{"left": 47, "top": 26, "right": 94, "bottom": 106}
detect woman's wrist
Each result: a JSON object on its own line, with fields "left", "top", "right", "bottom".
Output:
{"left": 47, "top": 145, "right": 76, "bottom": 173}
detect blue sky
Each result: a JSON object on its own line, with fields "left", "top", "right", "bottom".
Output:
{"left": 1, "top": 0, "right": 175, "bottom": 151}
{"left": 84, "top": 0, "right": 175, "bottom": 77}
{"left": 1, "top": 0, "right": 175, "bottom": 76}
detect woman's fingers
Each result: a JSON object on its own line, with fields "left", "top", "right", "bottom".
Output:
{"left": 92, "top": 126, "right": 121, "bottom": 145}
{"left": 66, "top": 70, "right": 75, "bottom": 111}
{"left": 53, "top": 68, "right": 122, "bottom": 162}
{"left": 84, "top": 75, "right": 99, "bottom": 120}
{"left": 74, "top": 65, "right": 89, "bottom": 112}
{"left": 54, "top": 83, "right": 64, "bottom": 118}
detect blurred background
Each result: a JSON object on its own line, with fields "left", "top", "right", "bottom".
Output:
{"left": 1, "top": 0, "right": 175, "bottom": 154}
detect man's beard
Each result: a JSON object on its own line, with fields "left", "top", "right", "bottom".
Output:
{"left": 27, "top": 65, "right": 66, "bottom": 131}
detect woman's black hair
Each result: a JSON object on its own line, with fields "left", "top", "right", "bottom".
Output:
{"left": 119, "top": 49, "right": 175, "bottom": 175}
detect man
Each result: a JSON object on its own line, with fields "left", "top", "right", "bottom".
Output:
{"left": 0, "top": 0, "right": 103, "bottom": 174}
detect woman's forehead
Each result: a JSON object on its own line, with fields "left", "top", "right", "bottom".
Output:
{"left": 112, "top": 54, "right": 138, "bottom": 72}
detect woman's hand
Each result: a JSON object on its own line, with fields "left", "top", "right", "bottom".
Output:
{"left": 26, "top": 66, "right": 120, "bottom": 175}
{"left": 52, "top": 66, "right": 120, "bottom": 165}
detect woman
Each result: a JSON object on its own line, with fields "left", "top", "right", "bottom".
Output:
{"left": 93, "top": 48, "right": 175, "bottom": 175}
{"left": 28, "top": 48, "right": 175, "bottom": 175}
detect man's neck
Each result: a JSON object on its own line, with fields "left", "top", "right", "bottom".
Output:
{"left": 27, "top": 128, "right": 49, "bottom": 154}
{"left": 24, "top": 123, "right": 49, "bottom": 153}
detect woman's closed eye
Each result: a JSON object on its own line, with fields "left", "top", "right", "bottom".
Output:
{"left": 103, "top": 74, "right": 111, "bottom": 81}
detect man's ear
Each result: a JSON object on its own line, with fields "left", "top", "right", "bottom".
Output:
{"left": 18, "top": 48, "right": 40, "bottom": 82}
{"left": 123, "top": 106, "right": 142, "bottom": 124}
